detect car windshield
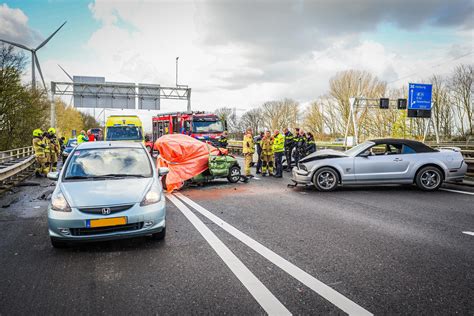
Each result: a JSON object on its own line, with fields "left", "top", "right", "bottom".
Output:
{"left": 64, "top": 147, "right": 152, "bottom": 180}
{"left": 344, "top": 141, "right": 374, "bottom": 156}
{"left": 193, "top": 120, "right": 224, "bottom": 133}
{"left": 67, "top": 139, "right": 77, "bottom": 147}
{"left": 107, "top": 126, "right": 143, "bottom": 141}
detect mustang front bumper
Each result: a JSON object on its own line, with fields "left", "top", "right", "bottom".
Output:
{"left": 291, "top": 167, "right": 312, "bottom": 185}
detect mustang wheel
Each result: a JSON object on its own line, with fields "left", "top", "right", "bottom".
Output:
{"left": 227, "top": 165, "right": 241, "bottom": 183}
{"left": 313, "top": 167, "right": 339, "bottom": 191}
{"left": 416, "top": 166, "right": 443, "bottom": 191}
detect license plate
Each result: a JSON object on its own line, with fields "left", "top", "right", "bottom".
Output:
{"left": 87, "top": 217, "right": 127, "bottom": 228}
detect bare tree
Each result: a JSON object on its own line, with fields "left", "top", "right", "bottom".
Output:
{"left": 303, "top": 101, "right": 325, "bottom": 137}
{"left": 215, "top": 107, "right": 239, "bottom": 133}
{"left": 450, "top": 64, "right": 473, "bottom": 137}
{"left": 239, "top": 107, "right": 263, "bottom": 135}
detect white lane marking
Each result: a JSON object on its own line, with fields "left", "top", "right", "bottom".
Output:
{"left": 175, "top": 193, "right": 373, "bottom": 316}
{"left": 166, "top": 194, "right": 291, "bottom": 316}
{"left": 462, "top": 231, "right": 474, "bottom": 236}
{"left": 440, "top": 188, "right": 474, "bottom": 196}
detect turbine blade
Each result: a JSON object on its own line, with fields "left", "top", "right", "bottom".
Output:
{"left": 0, "top": 38, "right": 31, "bottom": 51}
{"left": 58, "top": 64, "right": 73, "bottom": 81}
{"left": 34, "top": 54, "right": 47, "bottom": 91}
{"left": 36, "top": 21, "right": 67, "bottom": 50}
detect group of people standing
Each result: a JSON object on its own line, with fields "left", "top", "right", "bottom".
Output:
{"left": 32, "top": 128, "right": 63, "bottom": 177}
{"left": 242, "top": 127, "right": 316, "bottom": 178}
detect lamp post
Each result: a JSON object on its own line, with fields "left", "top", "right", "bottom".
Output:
{"left": 176, "top": 57, "right": 179, "bottom": 86}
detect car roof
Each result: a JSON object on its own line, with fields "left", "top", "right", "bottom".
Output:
{"left": 369, "top": 138, "right": 437, "bottom": 153}
{"left": 76, "top": 141, "right": 144, "bottom": 150}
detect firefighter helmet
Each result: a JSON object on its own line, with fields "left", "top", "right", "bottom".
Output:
{"left": 32, "top": 129, "right": 43, "bottom": 137}
{"left": 48, "top": 127, "right": 56, "bottom": 135}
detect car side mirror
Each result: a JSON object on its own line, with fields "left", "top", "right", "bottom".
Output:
{"left": 158, "top": 167, "right": 169, "bottom": 176}
{"left": 359, "top": 151, "right": 370, "bottom": 158}
{"left": 47, "top": 172, "right": 59, "bottom": 180}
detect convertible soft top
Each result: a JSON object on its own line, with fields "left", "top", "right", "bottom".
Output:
{"left": 370, "top": 138, "right": 438, "bottom": 153}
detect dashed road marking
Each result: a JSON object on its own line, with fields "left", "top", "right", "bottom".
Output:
{"left": 440, "top": 188, "right": 474, "bottom": 196}
{"left": 462, "top": 231, "right": 474, "bottom": 236}
{"left": 175, "top": 192, "right": 373, "bottom": 316}
{"left": 166, "top": 194, "right": 291, "bottom": 316}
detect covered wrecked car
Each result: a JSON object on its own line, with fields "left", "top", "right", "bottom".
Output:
{"left": 155, "top": 134, "right": 242, "bottom": 192}
{"left": 291, "top": 138, "right": 467, "bottom": 192}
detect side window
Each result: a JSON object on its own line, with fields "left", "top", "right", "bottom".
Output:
{"left": 401, "top": 144, "right": 416, "bottom": 154}
{"left": 370, "top": 144, "right": 387, "bottom": 156}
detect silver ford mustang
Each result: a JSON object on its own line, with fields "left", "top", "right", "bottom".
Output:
{"left": 291, "top": 139, "right": 467, "bottom": 191}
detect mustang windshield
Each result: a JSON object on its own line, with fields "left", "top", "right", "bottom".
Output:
{"left": 344, "top": 141, "right": 374, "bottom": 156}
{"left": 64, "top": 148, "right": 152, "bottom": 180}
{"left": 193, "top": 120, "right": 224, "bottom": 133}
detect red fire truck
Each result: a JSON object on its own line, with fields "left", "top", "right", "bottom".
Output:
{"left": 151, "top": 111, "right": 226, "bottom": 148}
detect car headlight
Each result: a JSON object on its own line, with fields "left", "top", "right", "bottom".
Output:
{"left": 298, "top": 163, "right": 308, "bottom": 172}
{"left": 51, "top": 190, "right": 72, "bottom": 212}
{"left": 140, "top": 185, "right": 161, "bottom": 206}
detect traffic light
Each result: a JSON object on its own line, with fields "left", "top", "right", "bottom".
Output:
{"left": 397, "top": 98, "right": 407, "bottom": 110}
{"left": 379, "top": 98, "right": 389, "bottom": 109}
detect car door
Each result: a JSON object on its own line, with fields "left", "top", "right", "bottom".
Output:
{"left": 354, "top": 143, "right": 411, "bottom": 182}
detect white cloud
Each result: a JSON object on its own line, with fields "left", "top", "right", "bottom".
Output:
{"left": 0, "top": 3, "right": 41, "bottom": 46}
{"left": 10, "top": 0, "right": 473, "bottom": 122}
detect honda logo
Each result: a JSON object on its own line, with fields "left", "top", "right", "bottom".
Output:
{"left": 101, "top": 208, "right": 111, "bottom": 215}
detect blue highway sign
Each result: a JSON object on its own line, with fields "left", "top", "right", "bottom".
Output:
{"left": 408, "top": 83, "right": 432, "bottom": 110}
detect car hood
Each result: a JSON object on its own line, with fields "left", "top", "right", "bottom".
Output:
{"left": 300, "top": 149, "right": 348, "bottom": 163}
{"left": 60, "top": 178, "right": 153, "bottom": 208}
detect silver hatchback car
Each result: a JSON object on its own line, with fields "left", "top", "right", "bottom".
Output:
{"left": 47, "top": 141, "right": 168, "bottom": 248}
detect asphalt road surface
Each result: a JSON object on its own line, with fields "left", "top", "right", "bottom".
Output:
{"left": 0, "top": 169, "right": 473, "bottom": 315}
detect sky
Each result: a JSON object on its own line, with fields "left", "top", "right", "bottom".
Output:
{"left": 0, "top": 0, "right": 473, "bottom": 130}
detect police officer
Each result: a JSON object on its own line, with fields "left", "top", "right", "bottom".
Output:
{"left": 260, "top": 131, "right": 273, "bottom": 176}
{"left": 293, "top": 129, "right": 307, "bottom": 166}
{"left": 242, "top": 128, "right": 254, "bottom": 177}
{"left": 306, "top": 132, "right": 316, "bottom": 155}
{"left": 272, "top": 129, "right": 285, "bottom": 178}
{"left": 48, "top": 128, "right": 60, "bottom": 171}
{"left": 254, "top": 131, "right": 264, "bottom": 174}
{"left": 218, "top": 131, "right": 228, "bottom": 149}
{"left": 283, "top": 127, "right": 294, "bottom": 171}
{"left": 32, "top": 129, "right": 47, "bottom": 176}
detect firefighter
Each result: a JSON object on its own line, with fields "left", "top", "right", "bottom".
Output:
{"left": 272, "top": 129, "right": 285, "bottom": 178}
{"left": 42, "top": 131, "right": 52, "bottom": 173}
{"left": 242, "top": 128, "right": 254, "bottom": 177}
{"left": 254, "top": 131, "right": 264, "bottom": 174}
{"left": 260, "top": 131, "right": 274, "bottom": 176}
{"left": 218, "top": 131, "right": 228, "bottom": 149}
{"left": 293, "top": 128, "right": 307, "bottom": 166}
{"left": 306, "top": 132, "right": 316, "bottom": 155}
{"left": 283, "top": 127, "right": 294, "bottom": 171}
{"left": 47, "top": 128, "right": 60, "bottom": 172}
{"left": 77, "top": 130, "right": 88, "bottom": 144}
{"left": 32, "top": 129, "right": 47, "bottom": 176}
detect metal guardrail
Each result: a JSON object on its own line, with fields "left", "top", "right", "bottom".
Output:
{"left": 0, "top": 146, "right": 36, "bottom": 186}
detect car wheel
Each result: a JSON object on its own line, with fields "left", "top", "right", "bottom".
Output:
{"left": 151, "top": 228, "right": 166, "bottom": 241}
{"left": 313, "top": 167, "right": 339, "bottom": 192}
{"left": 51, "top": 238, "right": 68, "bottom": 248}
{"left": 416, "top": 166, "right": 443, "bottom": 191}
{"left": 227, "top": 165, "right": 241, "bottom": 183}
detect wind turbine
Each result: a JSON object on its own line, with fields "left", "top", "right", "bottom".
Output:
{"left": 0, "top": 21, "right": 67, "bottom": 90}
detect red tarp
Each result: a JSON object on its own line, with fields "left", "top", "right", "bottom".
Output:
{"left": 155, "top": 134, "right": 226, "bottom": 192}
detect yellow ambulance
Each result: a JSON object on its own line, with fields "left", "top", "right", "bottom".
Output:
{"left": 104, "top": 115, "right": 144, "bottom": 143}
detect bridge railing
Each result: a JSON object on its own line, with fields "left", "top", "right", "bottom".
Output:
{"left": 0, "top": 146, "right": 36, "bottom": 185}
